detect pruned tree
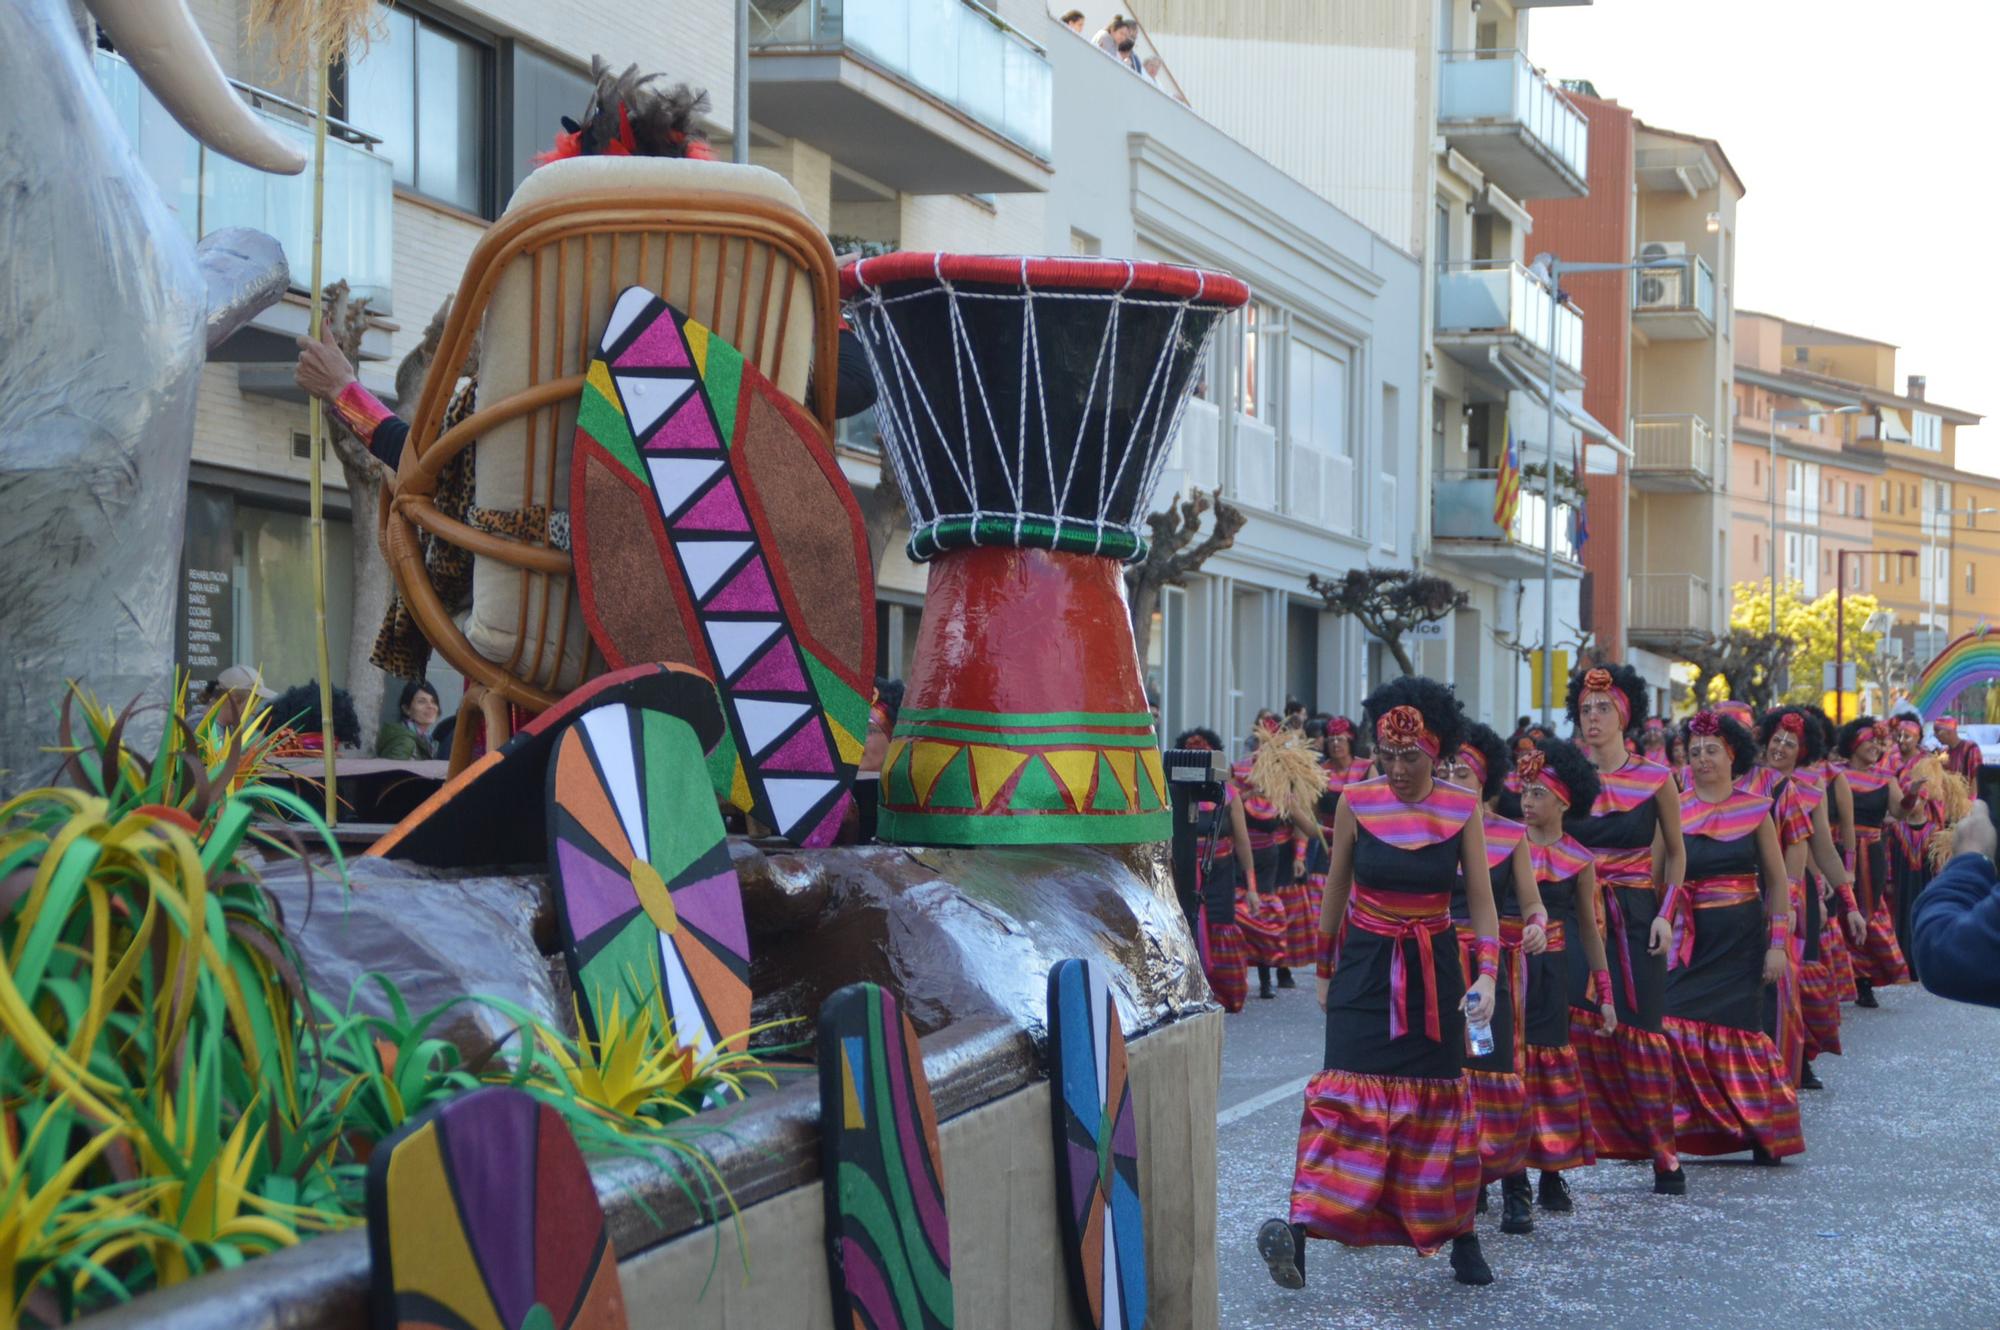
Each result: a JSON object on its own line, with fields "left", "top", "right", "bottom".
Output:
{"left": 1311, "top": 567, "right": 1468, "bottom": 677}
{"left": 1685, "top": 626, "right": 1794, "bottom": 711}
{"left": 1125, "top": 489, "right": 1246, "bottom": 666}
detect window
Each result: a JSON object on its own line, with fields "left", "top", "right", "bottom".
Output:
{"left": 1750, "top": 532, "right": 1760, "bottom": 563}
{"left": 1898, "top": 485, "right": 1907, "bottom": 515}
{"left": 508, "top": 45, "right": 592, "bottom": 198}
{"left": 1751, "top": 457, "right": 1761, "bottom": 487}
{"left": 1238, "top": 303, "right": 1272, "bottom": 421}
{"left": 1913, "top": 411, "right": 1942, "bottom": 452}
{"left": 1287, "top": 342, "right": 1351, "bottom": 458}
{"left": 1880, "top": 479, "right": 1891, "bottom": 508}
{"left": 1970, "top": 563, "right": 1979, "bottom": 595}
{"left": 346, "top": 6, "right": 493, "bottom": 215}
{"left": 1855, "top": 486, "right": 1866, "bottom": 518}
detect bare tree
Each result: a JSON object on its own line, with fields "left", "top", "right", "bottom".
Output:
{"left": 1125, "top": 490, "right": 1246, "bottom": 666}
{"left": 1684, "top": 627, "right": 1793, "bottom": 710}
{"left": 1489, "top": 580, "right": 1592, "bottom": 688}
{"left": 1310, "top": 567, "right": 1468, "bottom": 677}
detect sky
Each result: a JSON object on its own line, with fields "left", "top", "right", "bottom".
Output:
{"left": 1526, "top": 0, "right": 2000, "bottom": 476}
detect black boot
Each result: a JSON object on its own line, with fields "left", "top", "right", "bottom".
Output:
{"left": 1450, "top": 1233, "right": 1494, "bottom": 1286}
{"left": 1276, "top": 966, "right": 1297, "bottom": 989}
{"left": 1751, "top": 1145, "right": 1781, "bottom": 1167}
{"left": 1475, "top": 1182, "right": 1490, "bottom": 1214}
{"left": 1257, "top": 966, "right": 1276, "bottom": 1000}
{"left": 1800, "top": 1060, "right": 1824, "bottom": 1091}
{"left": 1536, "top": 1169, "right": 1573, "bottom": 1213}
{"left": 1856, "top": 978, "right": 1879, "bottom": 1009}
{"left": 1257, "top": 1218, "right": 1305, "bottom": 1289}
{"left": 1652, "top": 1164, "right": 1687, "bottom": 1196}
{"left": 1500, "top": 1173, "right": 1534, "bottom": 1234}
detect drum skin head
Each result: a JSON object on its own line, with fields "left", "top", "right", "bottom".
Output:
{"left": 571, "top": 286, "right": 875, "bottom": 847}
{"left": 365, "top": 1086, "right": 628, "bottom": 1330}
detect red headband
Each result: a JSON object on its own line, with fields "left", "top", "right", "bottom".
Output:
{"left": 1458, "top": 744, "right": 1489, "bottom": 788}
{"left": 1688, "top": 710, "right": 1734, "bottom": 759}
{"left": 1581, "top": 667, "right": 1631, "bottom": 725}
{"left": 1327, "top": 716, "right": 1354, "bottom": 737}
{"left": 1896, "top": 718, "right": 1921, "bottom": 734}
{"left": 1376, "top": 705, "right": 1440, "bottom": 758}
{"left": 1516, "top": 749, "right": 1572, "bottom": 806}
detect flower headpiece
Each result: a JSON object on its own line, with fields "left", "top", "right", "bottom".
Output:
{"left": 1778, "top": 712, "right": 1806, "bottom": 737}
{"left": 1581, "top": 667, "right": 1631, "bottom": 725}
{"left": 1376, "top": 705, "right": 1439, "bottom": 758}
{"left": 1516, "top": 748, "right": 1572, "bottom": 806}
{"left": 1326, "top": 716, "right": 1354, "bottom": 737}
{"left": 1688, "top": 709, "right": 1733, "bottom": 758}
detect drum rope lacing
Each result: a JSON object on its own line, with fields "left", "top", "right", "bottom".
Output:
{"left": 844, "top": 255, "right": 1227, "bottom": 563}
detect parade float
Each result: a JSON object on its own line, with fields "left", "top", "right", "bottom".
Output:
{"left": 0, "top": 4, "right": 1250, "bottom": 1323}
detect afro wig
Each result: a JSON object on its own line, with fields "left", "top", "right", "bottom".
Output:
{"left": 1457, "top": 721, "right": 1511, "bottom": 802}
{"left": 1530, "top": 735, "right": 1602, "bottom": 813}
{"left": 1174, "top": 727, "right": 1226, "bottom": 752}
{"left": 1565, "top": 660, "right": 1650, "bottom": 729}
{"left": 1836, "top": 715, "right": 1883, "bottom": 759}
{"left": 1757, "top": 706, "right": 1827, "bottom": 767}
{"left": 1361, "top": 675, "right": 1465, "bottom": 761}
{"left": 1680, "top": 712, "right": 1757, "bottom": 778}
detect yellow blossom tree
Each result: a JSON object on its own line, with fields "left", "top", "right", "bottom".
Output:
{"left": 1725, "top": 580, "right": 1881, "bottom": 706}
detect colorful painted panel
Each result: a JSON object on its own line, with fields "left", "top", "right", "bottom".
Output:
{"left": 365, "top": 1086, "right": 627, "bottom": 1330}
{"left": 366, "top": 663, "right": 732, "bottom": 867}
{"left": 1046, "top": 959, "right": 1146, "bottom": 1330}
{"left": 571, "top": 285, "right": 875, "bottom": 847}
{"left": 549, "top": 699, "right": 749, "bottom": 1057}
{"left": 817, "top": 983, "right": 954, "bottom": 1329}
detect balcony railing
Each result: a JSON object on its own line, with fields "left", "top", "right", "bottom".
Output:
{"left": 95, "top": 51, "right": 395, "bottom": 310}
{"left": 1433, "top": 469, "right": 1580, "bottom": 562}
{"left": 1632, "top": 253, "right": 1716, "bottom": 324}
{"left": 1629, "top": 573, "right": 1713, "bottom": 637}
{"left": 1435, "top": 262, "right": 1583, "bottom": 373}
{"left": 1630, "top": 414, "right": 1715, "bottom": 484}
{"left": 1438, "top": 48, "right": 1589, "bottom": 191}
{"left": 749, "top": 0, "right": 1053, "bottom": 159}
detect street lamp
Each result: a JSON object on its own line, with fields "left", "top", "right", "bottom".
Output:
{"left": 1529, "top": 251, "right": 1696, "bottom": 726}
{"left": 1923, "top": 502, "right": 2000, "bottom": 662}
{"left": 1834, "top": 546, "right": 1917, "bottom": 723}
{"left": 1766, "top": 404, "right": 1861, "bottom": 640}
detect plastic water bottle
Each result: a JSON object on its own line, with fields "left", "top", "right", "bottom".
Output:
{"left": 1465, "top": 993, "right": 1494, "bottom": 1058}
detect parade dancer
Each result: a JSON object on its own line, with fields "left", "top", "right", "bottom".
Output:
{"left": 1178, "top": 728, "right": 1261, "bottom": 1013}
{"left": 1446, "top": 724, "right": 1547, "bottom": 1235}
{"left": 1806, "top": 706, "right": 1862, "bottom": 1012}
{"left": 1238, "top": 727, "right": 1330, "bottom": 998}
{"left": 1839, "top": 717, "right": 1913, "bottom": 1005}
{"left": 1660, "top": 712, "right": 1803, "bottom": 1163}
{"left": 1562, "top": 665, "right": 1688, "bottom": 1195}
{"left": 1259, "top": 678, "right": 1501, "bottom": 1289}
{"left": 1516, "top": 738, "right": 1615, "bottom": 1216}
{"left": 1302, "top": 716, "right": 1370, "bottom": 949}
{"left": 1749, "top": 708, "right": 1863, "bottom": 1091}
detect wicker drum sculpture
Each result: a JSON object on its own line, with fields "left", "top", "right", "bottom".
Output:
{"left": 842, "top": 254, "right": 1247, "bottom": 846}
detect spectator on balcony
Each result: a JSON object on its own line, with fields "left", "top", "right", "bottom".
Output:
{"left": 1093, "top": 15, "right": 1143, "bottom": 74}
{"left": 1526, "top": 252, "right": 1574, "bottom": 308}
{"left": 1061, "top": 9, "right": 1087, "bottom": 34}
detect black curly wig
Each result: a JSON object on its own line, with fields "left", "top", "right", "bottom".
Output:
{"left": 1836, "top": 715, "right": 1882, "bottom": 759}
{"left": 271, "top": 681, "right": 361, "bottom": 748}
{"left": 1361, "top": 676, "right": 1465, "bottom": 760}
{"left": 1457, "top": 721, "right": 1511, "bottom": 802}
{"left": 1797, "top": 704, "right": 1838, "bottom": 759}
{"left": 1565, "top": 660, "right": 1650, "bottom": 729}
{"left": 873, "top": 677, "right": 905, "bottom": 727}
{"left": 1680, "top": 712, "right": 1756, "bottom": 778}
{"left": 1173, "top": 726, "right": 1226, "bottom": 752}
{"left": 1530, "top": 735, "right": 1602, "bottom": 813}
{"left": 1757, "top": 706, "right": 1827, "bottom": 767}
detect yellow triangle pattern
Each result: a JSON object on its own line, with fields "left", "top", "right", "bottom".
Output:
{"left": 728, "top": 756, "right": 752, "bottom": 814}
{"left": 586, "top": 358, "right": 619, "bottom": 408}
{"left": 1044, "top": 750, "right": 1099, "bottom": 813}
{"left": 910, "top": 740, "right": 959, "bottom": 804}
{"left": 1106, "top": 749, "right": 1139, "bottom": 805}
{"left": 840, "top": 1044, "right": 865, "bottom": 1129}
{"left": 969, "top": 746, "right": 1030, "bottom": 809}
{"left": 685, "top": 319, "right": 711, "bottom": 376}
{"left": 827, "top": 711, "right": 865, "bottom": 765}
{"left": 1140, "top": 748, "right": 1166, "bottom": 803}
{"left": 882, "top": 738, "right": 908, "bottom": 781}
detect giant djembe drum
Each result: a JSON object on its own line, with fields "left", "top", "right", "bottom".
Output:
{"left": 842, "top": 254, "right": 1248, "bottom": 846}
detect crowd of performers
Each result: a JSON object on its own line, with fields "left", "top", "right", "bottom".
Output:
{"left": 1175, "top": 665, "right": 1972, "bottom": 1289}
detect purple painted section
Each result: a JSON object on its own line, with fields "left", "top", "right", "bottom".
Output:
{"left": 1067, "top": 1142, "right": 1099, "bottom": 1219}
{"left": 675, "top": 479, "right": 750, "bottom": 532}
{"left": 801, "top": 791, "right": 851, "bottom": 850}
{"left": 669, "top": 870, "right": 748, "bottom": 959}
{"left": 707, "top": 557, "right": 780, "bottom": 613}
{"left": 556, "top": 837, "right": 636, "bottom": 943}
{"left": 841, "top": 1235, "right": 903, "bottom": 1330}
{"left": 439, "top": 1089, "right": 540, "bottom": 1327}
{"left": 882, "top": 999, "right": 950, "bottom": 1259}
{"left": 615, "top": 313, "right": 690, "bottom": 369}
{"left": 764, "top": 721, "right": 835, "bottom": 774}
{"left": 651, "top": 399, "right": 719, "bottom": 452}
{"left": 1111, "top": 1091, "right": 1138, "bottom": 1158}
{"left": 735, "top": 637, "right": 805, "bottom": 691}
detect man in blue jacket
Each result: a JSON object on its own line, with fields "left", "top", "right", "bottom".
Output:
{"left": 1912, "top": 803, "right": 2000, "bottom": 1008}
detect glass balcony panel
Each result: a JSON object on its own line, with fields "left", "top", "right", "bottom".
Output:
{"left": 1436, "top": 263, "right": 1583, "bottom": 373}
{"left": 1438, "top": 49, "right": 1589, "bottom": 186}
{"left": 1432, "top": 470, "right": 1579, "bottom": 561}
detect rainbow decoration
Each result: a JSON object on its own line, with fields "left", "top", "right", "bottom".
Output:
{"left": 1909, "top": 627, "right": 2000, "bottom": 720}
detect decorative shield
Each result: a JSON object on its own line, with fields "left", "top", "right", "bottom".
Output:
{"left": 1046, "top": 958, "right": 1146, "bottom": 1330}
{"left": 365, "top": 1086, "right": 627, "bottom": 1330}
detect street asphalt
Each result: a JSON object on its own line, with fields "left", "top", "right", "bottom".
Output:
{"left": 1213, "top": 975, "right": 2000, "bottom": 1329}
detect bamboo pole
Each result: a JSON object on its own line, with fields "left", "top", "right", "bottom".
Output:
{"left": 307, "top": 46, "right": 337, "bottom": 826}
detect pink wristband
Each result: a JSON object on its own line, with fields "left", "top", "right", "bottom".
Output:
{"left": 332, "top": 379, "right": 395, "bottom": 444}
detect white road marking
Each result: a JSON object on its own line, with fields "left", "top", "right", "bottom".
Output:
{"left": 1216, "top": 1074, "right": 1311, "bottom": 1128}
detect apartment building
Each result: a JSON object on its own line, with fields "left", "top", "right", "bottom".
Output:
{"left": 1528, "top": 106, "right": 1742, "bottom": 709}
{"left": 1727, "top": 315, "right": 1985, "bottom": 666}
{"left": 1142, "top": 0, "right": 1602, "bottom": 726}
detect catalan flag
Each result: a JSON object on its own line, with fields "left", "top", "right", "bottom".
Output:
{"left": 1494, "top": 421, "right": 1522, "bottom": 531}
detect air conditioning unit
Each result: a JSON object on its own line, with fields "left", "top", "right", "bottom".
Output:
{"left": 1634, "top": 240, "right": 1686, "bottom": 310}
